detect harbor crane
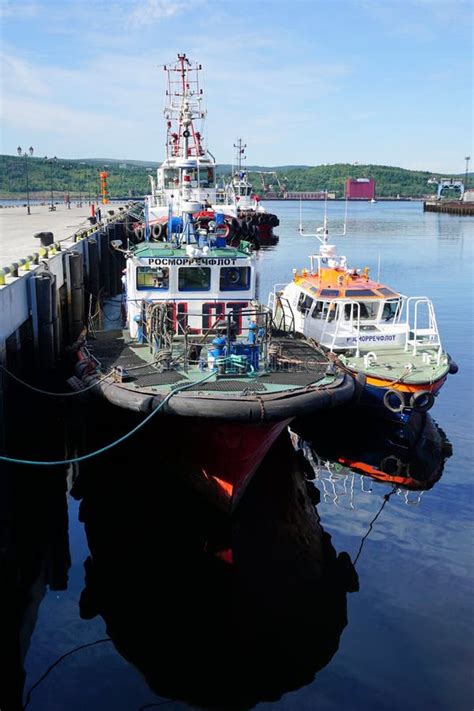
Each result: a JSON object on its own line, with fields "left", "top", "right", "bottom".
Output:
{"left": 257, "top": 171, "right": 287, "bottom": 197}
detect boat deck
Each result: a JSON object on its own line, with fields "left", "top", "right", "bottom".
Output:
{"left": 343, "top": 347, "right": 449, "bottom": 384}
{"left": 85, "top": 330, "right": 334, "bottom": 395}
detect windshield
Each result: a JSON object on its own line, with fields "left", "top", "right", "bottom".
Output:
{"left": 344, "top": 301, "right": 380, "bottom": 321}
{"left": 382, "top": 299, "right": 400, "bottom": 321}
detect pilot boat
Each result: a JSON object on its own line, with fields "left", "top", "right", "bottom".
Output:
{"left": 269, "top": 206, "right": 458, "bottom": 420}
{"left": 74, "top": 205, "right": 355, "bottom": 511}
{"left": 131, "top": 54, "right": 278, "bottom": 249}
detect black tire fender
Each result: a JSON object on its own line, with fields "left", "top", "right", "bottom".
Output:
{"left": 383, "top": 388, "right": 405, "bottom": 413}
{"left": 409, "top": 390, "right": 435, "bottom": 413}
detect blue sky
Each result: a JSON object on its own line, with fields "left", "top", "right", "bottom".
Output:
{"left": 1, "top": 0, "right": 472, "bottom": 172}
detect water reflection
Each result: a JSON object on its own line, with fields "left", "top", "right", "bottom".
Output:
{"left": 72, "top": 431, "right": 358, "bottom": 709}
{"left": 0, "top": 392, "right": 70, "bottom": 711}
{"left": 1, "top": 392, "right": 454, "bottom": 710}
{"left": 290, "top": 410, "right": 452, "bottom": 508}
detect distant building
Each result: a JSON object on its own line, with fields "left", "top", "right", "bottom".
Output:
{"left": 345, "top": 177, "right": 375, "bottom": 200}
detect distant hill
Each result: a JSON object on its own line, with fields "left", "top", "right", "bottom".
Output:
{"left": 0, "top": 154, "right": 467, "bottom": 199}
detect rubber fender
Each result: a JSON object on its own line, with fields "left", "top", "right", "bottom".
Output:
{"left": 409, "top": 390, "right": 435, "bottom": 413}
{"left": 151, "top": 222, "right": 166, "bottom": 241}
{"left": 448, "top": 359, "right": 459, "bottom": 375}
{"left": 383, "top": 388, "right": 405, "bottom": 413}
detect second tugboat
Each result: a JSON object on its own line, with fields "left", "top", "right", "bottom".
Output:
{"left": 131, "top": 54, "right": 279, "bottom": 249}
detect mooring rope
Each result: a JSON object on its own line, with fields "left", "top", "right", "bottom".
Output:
{"left": 0, "top": 368, "right": 216, "bottom": 466}
{"left": 353, "top": 486, "right": 397, "bottom": 566}
{"left": 22, "top": 637, "right": 173, "bottom": 710}
{"left": 0, "top": 363, "right": 112, "bottom": 397}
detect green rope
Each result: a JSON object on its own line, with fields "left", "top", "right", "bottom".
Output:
{"left": 0, "top": 369, "right": 216, "bottom": 467}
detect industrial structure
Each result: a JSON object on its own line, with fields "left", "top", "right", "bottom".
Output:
{"left": 345, "top": 178, "right": 376, "bottom": 200}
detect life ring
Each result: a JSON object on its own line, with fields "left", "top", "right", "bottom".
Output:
{"left": 383, "top": 388, "right": 405, "bottom": 413}
{"left": 151, "top": 223, "right": 165, "bottom": 241}
{"left": 409, "top": 390, "right": 434, "bottom": 413}
{"left": 215, "top": 223, "right": 230, "bottom": 239}
{"left": 134, "top": 226, "right": 144, "bottom": 241}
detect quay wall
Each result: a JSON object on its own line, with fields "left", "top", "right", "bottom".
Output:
{"left": 0, "top": 207, "right": 132, "bottom": 447}
{"left": 423, "top": 200, "right": 474, "bottom": 216}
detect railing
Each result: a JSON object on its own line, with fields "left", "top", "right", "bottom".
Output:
{"left": 268, "top": 287, "right": 295, "bottom": 336}
{"left": 404, "top": 296, "right": 442, "bottom": 359}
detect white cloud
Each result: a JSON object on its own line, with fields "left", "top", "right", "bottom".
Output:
{"left": 128, "top": 0, "right": 189, "bottom": 28}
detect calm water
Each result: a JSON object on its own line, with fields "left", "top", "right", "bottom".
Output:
{"left": 2, "top": 201, "right": 473, "bottom": 711}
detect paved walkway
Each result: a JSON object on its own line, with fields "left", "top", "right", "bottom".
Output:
{"left": 0, "top": 203, "right": 125, "bottom": 266}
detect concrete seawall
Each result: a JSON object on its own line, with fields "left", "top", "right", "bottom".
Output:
{"left": 0, "top": 203, "right": 132, "bottom": 448}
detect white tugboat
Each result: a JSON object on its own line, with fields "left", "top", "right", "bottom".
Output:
{"left": 130, "top": 54, "right": 278, "bottom": 248}
{"left": 74, "top": 194, "right": 355, "bottom": 511}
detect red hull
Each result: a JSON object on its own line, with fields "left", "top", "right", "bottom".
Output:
{"left": 182, "top": 419, "right": 291, "bottom": 512}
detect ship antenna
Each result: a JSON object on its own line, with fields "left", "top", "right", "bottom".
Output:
{"left": 299, "top": 192, "right": 348, "bottom": 244}
{"left": 234, "top": 138, "right": 246, "bottom": 173}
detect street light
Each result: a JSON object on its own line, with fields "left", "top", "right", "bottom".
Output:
{"left": 44, "top": 156, "right": 58, "bottom": 211}
{"left": 17, "top": 145, "right": 34, "bottom": 215}
{"left": 465, "top": 156, "right": 471, "bottom": 190}
{"left": 63, "top": 164, "right": 72, "bottom": 209}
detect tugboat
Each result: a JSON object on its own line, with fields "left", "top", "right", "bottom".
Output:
{"left": 224, "top": 139, "right": 279, "bottom": 246}
{"left": 131, "top": 54, "right": 278, "bottom": 249}
{"left": 73, "top": 203, "right": 355, "bottom": 511}
{"left": 269, "top": 203, "right": 458, "bottom": 420}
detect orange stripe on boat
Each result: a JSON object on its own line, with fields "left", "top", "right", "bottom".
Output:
{"left": 365, "top": 375, "right": 447, "bottom": 393}
{"left": 337, "top": 457, "right": 417, "bottom": 487}
{"left": 212, "top": 477, "right": 234, "bottom": 498}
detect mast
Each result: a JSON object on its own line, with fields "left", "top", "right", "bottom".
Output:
{"left": 163, "top": 53, "right": 206, "bottom": 159}
{"left": 233, "top": 139, "right": 247, "bottom": 173}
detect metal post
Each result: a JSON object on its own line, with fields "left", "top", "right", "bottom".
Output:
{"left": 465, "top": 156, "right": 470, "bottom": 190}
{"left": 17, "top": 146, "right": 34, "bottom": 215}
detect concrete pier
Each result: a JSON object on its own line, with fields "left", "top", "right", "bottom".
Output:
{"left": 0, "top": 202, "right": 131, "bottom": 451}
{"left": 423, "top": 200, "right": 474, "bottom": 216}
{"left": 0, "top": 203, "right": 126, "bottom": 267}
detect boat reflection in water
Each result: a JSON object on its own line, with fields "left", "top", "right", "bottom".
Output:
{"left": 73, "top": 430, "right": 358, "bottom": 709}
{"left": 290, "top": 410, "right": 452, "bottom": 506}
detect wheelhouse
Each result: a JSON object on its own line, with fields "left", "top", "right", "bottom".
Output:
{"left": 127, "top": 243, "right": 256, "bottom": 338}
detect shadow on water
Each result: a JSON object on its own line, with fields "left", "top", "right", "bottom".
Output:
{"left": 72, "top": 408, "right": 359, "bottom": 710}
{"left": 0, "top": 381, "right": 453, "bottom": 711}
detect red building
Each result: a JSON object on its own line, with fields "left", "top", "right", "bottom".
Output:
{"left": 345, "top": 177, "right": 376, "bottom": 200}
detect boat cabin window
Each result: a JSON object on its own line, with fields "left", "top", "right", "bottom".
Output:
{"left": 199, "top": 168, "right": 215, "bottom": 188}
{"left": 178, "top": 267, "right": 211, "bottom": 291}
{"left": 311, "top": 300, "right": 337, "bottom": 321}
{"left": 297, "top": 292, "right": 314, "bottom": 315}
{"left": 219, "top": 267, "right": 251, "bottom": 291}
{"left": 136, "top": 266, "right": 169, "bottom": 290}
{"left": 344, "top": 301, "right": 380, "bottom": 321}
{"left": 163, "top": 168, "right": 179, "bottom": 189}
{"left": 382, "top": 299, "right": 400, "bottom": 321}
{"left": 345, "top": 289, "right": 377, "bottom": 298}
{"left": 378, "top": 287, "right": 398, "bottom": 297}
